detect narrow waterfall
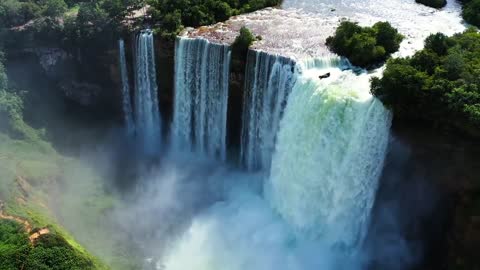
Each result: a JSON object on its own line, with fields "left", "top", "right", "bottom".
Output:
{"left": 134, "top": 30, "right": 161, "bottom": 152}
{"left": 172, "top": 37, "right": 231, "bottom": 160}
{"left": 240, "top": 50, "right": 296, "bottom": 171}
{"left": 266, "top": 66, "right": 392, "bottom": 249}
{"left": 118, "top": 39, "right": 135, "bottom": 135}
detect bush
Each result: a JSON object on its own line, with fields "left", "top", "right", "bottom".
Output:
{"left": 41, "top": 0, "right": 67, "bottom": 18}
{"left": 0, "top": 220, "right": 97, "bottom": 270}
{"left": 0, "top": 220, "right": 31, "bottom": 270}
{"left": 415, "top": 0, "right": 447, "bottom": 8}
{"left": 231, "top": 26, "right": 256, "bottom": 56}
{"left": 462, "top": 0, "right": 480, "bottom": 27}
{"left": 371, "top": 28, "right": 480, "bottom": 135}
{"left": 326, "top": 21, "right": 403, "bottom": 68}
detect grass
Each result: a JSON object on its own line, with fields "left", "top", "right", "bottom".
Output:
{"left": 0, "top": 83, "right": 139, "bottom": 269}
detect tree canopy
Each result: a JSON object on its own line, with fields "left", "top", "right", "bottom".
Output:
{"left": 371, "top": 28, "right": 480, "bottom": 135}
{"left": 147, "top": 0, "right": 281, "bottom": 39}
{"left": 460, "top": 0, "right": 480, "bottom": 27}
{"left": 326, "top": 21, "right": 403, "bottom": 68}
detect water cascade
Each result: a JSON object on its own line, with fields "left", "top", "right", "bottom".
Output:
{"left": 134, "top": 30, "right": 161, "bottom": 152}
{"left": 161, "top": 60, "right": 392, "bottom": 269}
{"left": 118, "top": 39, "right": 135, "bottom": 135}
{"left": 240, "top": 50, "right": 296, "bottom": 171}
{"left": 172, "top": 37, "right": 231, "bottom": 160}
{"left": 266, "top": 66, "right": 392, "bottom": 249}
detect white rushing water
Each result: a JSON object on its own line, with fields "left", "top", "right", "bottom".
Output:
{"left": 135, "top": 30, "right": 161, "bottom": 153}
{"left": 266, "top": 65, "right": 392, "bottom": 248}
{"left": 119, "top": 39, "right": 135, "bottom": 135}
{"left": 161, "top": 59, "right": 391, "bottom": 270}
{"left": 156, "top": 0, "right": 466, "bottom": 268}
{"left": 172, "top": 37, "right": 231, "bottom": 161}
{"left": 184, "top": 0, "right": 464, "bottom": 60}
{"left": 240, "top": 50, "right": 296, "bottom": 171}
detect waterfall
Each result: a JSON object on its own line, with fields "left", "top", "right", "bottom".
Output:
{"left": 134, "top": 30, "right": 161, "bottom": 152}
{"left": 172, "top": 37, "right": 231, "bottom": 160}
{"left": 118, "top": 39, "right": 135, "bottom": 135}
{"left": 266, "top": 66, "right": 392, "bottom": 249}
{"left": 240, "top": 50, "right": 296, "bottom": 171}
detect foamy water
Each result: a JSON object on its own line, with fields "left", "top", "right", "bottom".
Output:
{"left": 183, "top": 0, "right": 464, "bottom": 60}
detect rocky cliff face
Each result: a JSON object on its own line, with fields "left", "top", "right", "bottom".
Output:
{"left": 371, "top": 123, "right": 480, "bottom": 270}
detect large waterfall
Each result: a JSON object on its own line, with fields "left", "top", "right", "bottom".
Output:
{"left": 266, "top": 67, "right": 392, "bottom": 248}
{"left": 162, "top": 56, "right": 392, "bottom": 270}
{"left": 172, "top": 37, "right": 231, "bottom": 160}
{"left": 118, "top": 39, "right": 135, "bottom": 135}
{"left": 240, "top": 50, "right": 296, "bottom": 171}
{"left": 134, "top": 30, "right": 161, "bottom": 152}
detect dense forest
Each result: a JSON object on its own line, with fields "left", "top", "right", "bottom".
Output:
{"left": 371, "top": 28, "right": 480, "bottom": 135}
{"left": 0, "top": 0, "right": 281, "bottom": 49}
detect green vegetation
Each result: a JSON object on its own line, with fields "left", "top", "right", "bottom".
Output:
{"left": 460, "top": 0, "right": 480, "bottom": 27}
{"left": 0, "top": 0, "right": 143, "bottom": 29}
{"left": 371, "top": 28, "right": 480, "bottom": 135}
{"left": 0, "top": 49, "right": 136, "bottom": 269}
{"left": 0, "top": 220, "right": 99, "bottom": 270}
{"left": 1, "top": 0, "right": 280, "bottom": 51}
{"left": 232, "top": 26, "right": 256, "bottom": 56}
{"left": 326, "top": 21, "right": 404, "bottom": 68}
{"left": 415, "top": 0, "right": 447, "bottom": 9}
{"left": 147, "top": 0, "right": 282, "bottom": 39}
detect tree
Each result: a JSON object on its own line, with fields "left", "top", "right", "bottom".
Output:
{"left": 424, "top": 32, "right": 450, "bottom": 55}
{"left": 232, "top": 26, "right": 256, "bottom": 56}
{"left": 373, "top": 21, "right": 403, "bottom": 54}
{"left": 462, "top": 0, "right": 480, "bottom": 27}
{"left": 326, "top": 21, "right": 403, "bottom": 68}
{"left": 41, "top": 0, "right": 67, "bottom": 18}
{"left": 371, "top": 29, "right": 480, "bottom": 135}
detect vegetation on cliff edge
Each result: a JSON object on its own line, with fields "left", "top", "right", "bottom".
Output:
{"left": 147, "top": 0, "right": 282, "bottom": 39}
{"left": 371, "top": 28, "right": 480, "bottom": 136}
{"left": 459, "top": 0, "right": 480, "bottom": 27}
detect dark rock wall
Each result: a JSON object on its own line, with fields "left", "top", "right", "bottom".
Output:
{"left": 369, "top": 122, "right": 480, "bottom": 270}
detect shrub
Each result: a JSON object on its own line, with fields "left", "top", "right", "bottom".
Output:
{"left": 462, "top": 0, "right": 480, "bottom": 27}
{"left": 41, "top": 0, "right": 67, "bottom": 18}
{"left": 326, "top": 21, "right": 403, "bottom": 68}
{"left": 231, "top": 26, "right": 256, "bottom": 56}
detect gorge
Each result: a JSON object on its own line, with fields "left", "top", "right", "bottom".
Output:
{"left": 0, "top": 0, "right": 479, "bottom": 270}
